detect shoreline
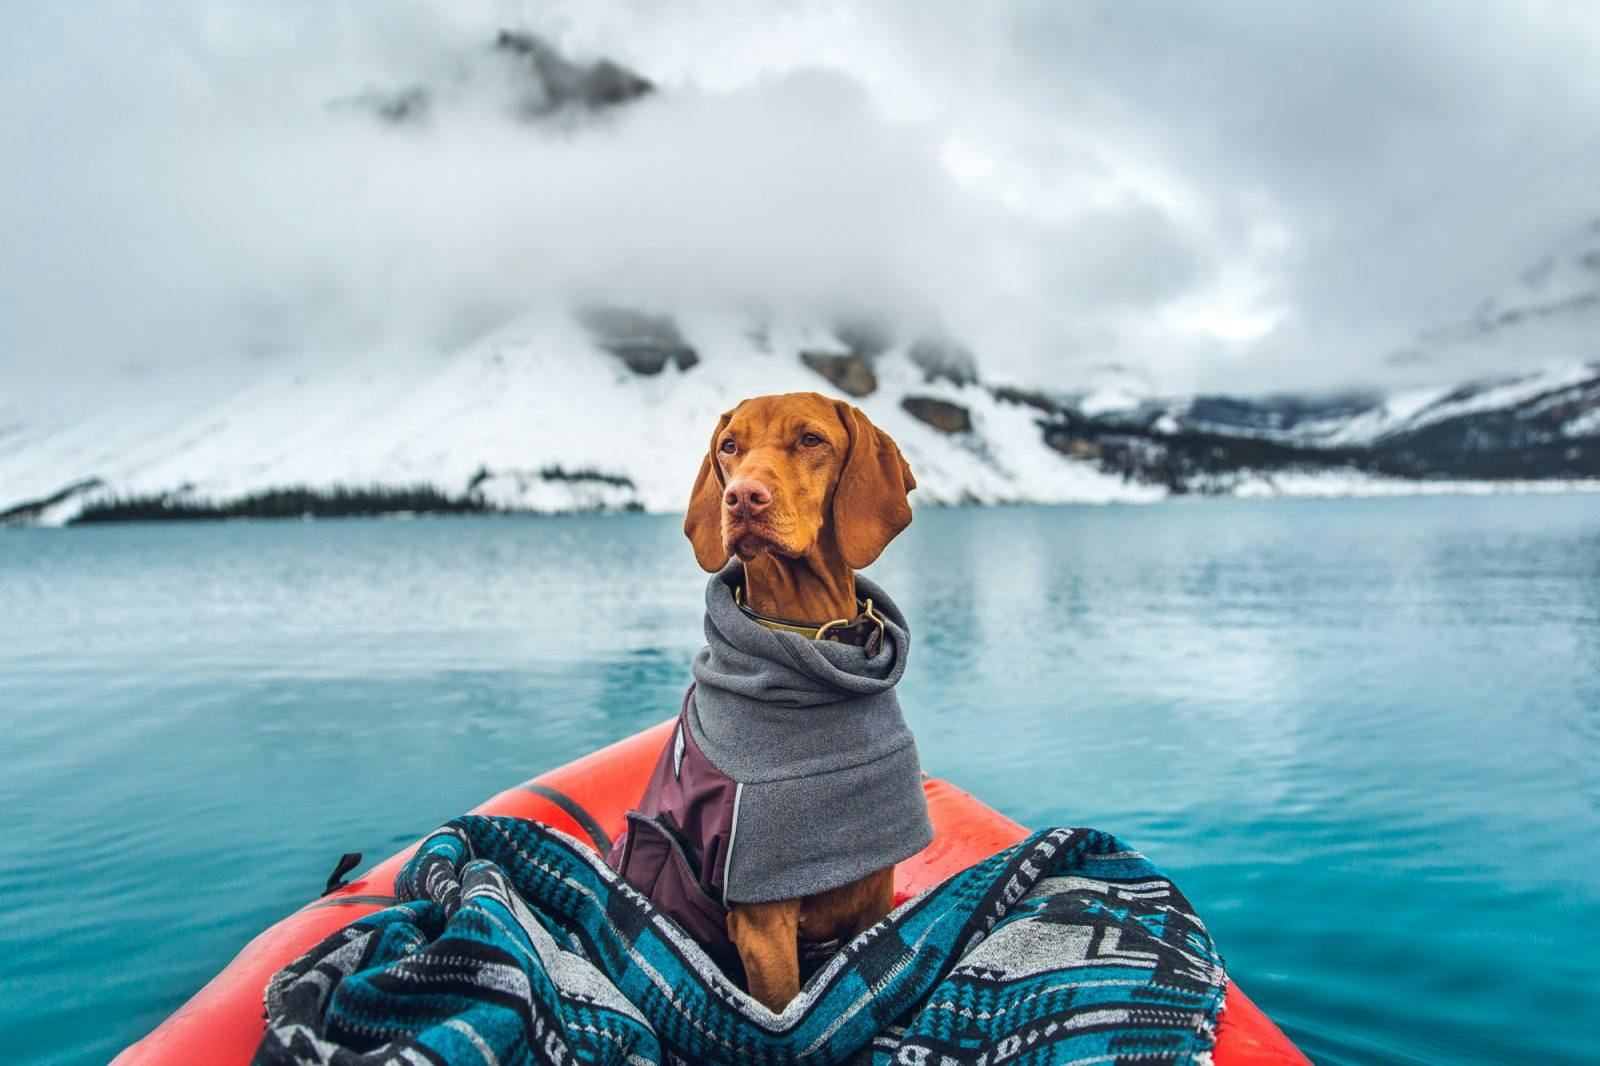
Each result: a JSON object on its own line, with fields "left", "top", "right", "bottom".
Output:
{"left": 6, "top": 475, "right": 1600, "bottom": 530}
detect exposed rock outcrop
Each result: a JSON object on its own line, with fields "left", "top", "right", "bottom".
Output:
{"left": 831, "top": 317, "right": 893, "bottom": 360}
{"left": 908, "top": 335, "right": 979, "bottom": 387}
{"left": 576, "top": 307, "right": 699, "bottom": 375}
{"left": 495, "top": 31, "right": 653, "bottom": 117}
{"left": 333, "top": 32, "right": 652, "bottom": 129}
{"left": 992, "top": 385, "right": 1066, "bottom": 414}
{"left": 901, "top": 396, "right": 973, "bottom": 434}
{"left": 798, "top": 317, "right": 899, "bottom": 396}
{"left": 801, "top": 351, "right": 877, "bottom": 397}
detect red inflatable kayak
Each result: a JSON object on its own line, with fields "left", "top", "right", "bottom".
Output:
{"left": 116, "top": 720, "right": 1309, "bottom": 1064}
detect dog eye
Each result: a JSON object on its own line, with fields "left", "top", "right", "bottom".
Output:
{"left": 719, "top": 438, "right": 737, "bottom": 455}
{"left": 799, "top": 433, "right": 824, "bottom": 448}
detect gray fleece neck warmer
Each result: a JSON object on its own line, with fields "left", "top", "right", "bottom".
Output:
{"left": 687, "top": 562, "right": 934, "bottom": 903}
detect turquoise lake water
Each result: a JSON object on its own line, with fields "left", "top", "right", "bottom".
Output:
{"left": 3, "top": 496, "right": 1599, "bottom": 1064}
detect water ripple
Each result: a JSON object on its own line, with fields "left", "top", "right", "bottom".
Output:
{"left": 3, "top": 497, "right": 1599, "bottom": 1064}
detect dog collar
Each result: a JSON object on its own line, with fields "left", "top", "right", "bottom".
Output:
{"left": 733, "top": 583, "right": 886, "bottom": 654}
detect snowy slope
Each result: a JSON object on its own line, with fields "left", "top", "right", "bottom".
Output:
{"left": 0, "top": 309, "right": 1162, "bottom": 523}
{"left": 9, "top": 303, "right": 1599, "bottom": 527}
{"left": 8, "top": 307, "right": 1600, "bottom": 525}
{"left": 1298, "top": 363, "right": 1600, "bottom": 447}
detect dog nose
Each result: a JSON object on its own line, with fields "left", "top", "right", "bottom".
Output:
{"left": 724, "top": 477, "right": 772, "bottom": 517}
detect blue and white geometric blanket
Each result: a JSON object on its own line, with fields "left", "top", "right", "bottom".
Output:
{"left": 256, "top": 816, "right": 1225, "bottom": 1065}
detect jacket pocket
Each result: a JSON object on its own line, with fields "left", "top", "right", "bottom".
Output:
{"left": 615, "top": 811, "right": 743, "bottom": 983}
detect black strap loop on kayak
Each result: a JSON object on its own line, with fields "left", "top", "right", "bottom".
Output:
{"left": 322, "top": 852, "right": 363, "bottom": 896}
{"left": 518, "top": 782, "right": 613, "bottom": 854}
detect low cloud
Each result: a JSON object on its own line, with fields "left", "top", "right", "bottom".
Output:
{"left": 4, "top": 0, "right": 1600, "bottom": 402}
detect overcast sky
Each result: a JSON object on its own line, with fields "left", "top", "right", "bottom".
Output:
{"left": 4, "top": 0, "right": 1599, "bottom": 398}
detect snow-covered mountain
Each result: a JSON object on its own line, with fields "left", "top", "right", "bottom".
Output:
{"left": 1106, "top": 221, "right": 1600, "bottom": 484}
{"left": 4, "top": 298, "right": 1597, "bottom": 525}
{"left": 4, "top": 31, "right": 1599, "bottom": 526}
{"left": 1117, "top": 361, "right": 1600, "bottom": 453}
{"left": 0, "top": 309, "right": 1168, "bottom": 524}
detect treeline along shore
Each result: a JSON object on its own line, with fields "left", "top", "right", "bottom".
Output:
{"left": 68, "top": 485, "right": 488, "bottom": 524}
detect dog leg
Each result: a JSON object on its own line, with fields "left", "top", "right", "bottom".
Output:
{"left": 727, "top": 899, "right": 802, "bottom": 1012}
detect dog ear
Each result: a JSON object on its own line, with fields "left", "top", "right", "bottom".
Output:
{"left": 832, "top": 402, "right": 916, "bottom": 569}
{"left": 684, "top": 409, "right": 735, "bottom": 572}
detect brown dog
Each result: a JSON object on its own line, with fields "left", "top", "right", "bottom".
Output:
{"left": 682, "top": 392, "right": 917, "bottom": 1011}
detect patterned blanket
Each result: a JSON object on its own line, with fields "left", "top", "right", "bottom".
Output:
{"left": 256, "top": 816, "right": 1225, "bottom": 1065}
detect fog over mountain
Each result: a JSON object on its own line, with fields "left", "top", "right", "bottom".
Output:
{"left": 7, "top": 1, "right": 1600, "bottom": 397}
{"left": 3, "top": 2, "right": 1599, "bottom": 522}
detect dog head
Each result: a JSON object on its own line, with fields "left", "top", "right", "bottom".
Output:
{"left": 684, "top": 392, "right": 916, "bottom": 572}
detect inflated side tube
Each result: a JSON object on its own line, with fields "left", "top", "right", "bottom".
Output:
{"left": 115, "top": 719, "right": 1308, "bottom": 1064}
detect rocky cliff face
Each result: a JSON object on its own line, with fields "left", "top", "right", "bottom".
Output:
{"left": 333, "top": 28, "right": 653, "bottom": 127}
{"left": 493, "top": 30, "right": 654, "bottom": 116}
